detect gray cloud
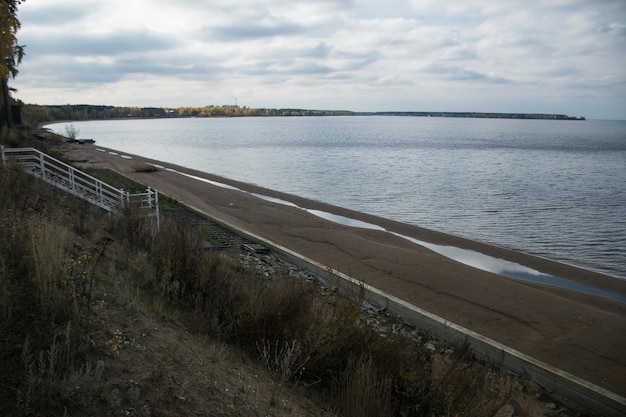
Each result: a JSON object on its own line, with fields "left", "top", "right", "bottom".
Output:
{"left": 422, "top": 63, "right": 511, "bottom": 84}
{"left": 205, "top": 22, "right": 306, "bottom": 42}
{"left": 18, "top": 3, "right": 100, "bottom": 27}
{"left": 22, "top": 30, "right": 178, "bottom": 57}
{"left": 19, "top": 58, "right": 124, "bottom": 85}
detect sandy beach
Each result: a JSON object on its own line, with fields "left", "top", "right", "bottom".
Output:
{"left": 60, "top": 142, "right": 626, "bottom": 397}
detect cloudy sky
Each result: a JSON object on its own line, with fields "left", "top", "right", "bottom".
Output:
{"left": 11, "top": 0, "right": 626, "bottom": 119}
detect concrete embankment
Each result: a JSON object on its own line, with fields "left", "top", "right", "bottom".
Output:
{"left": 201, "top": 208, "right": 626, "bottom": 417}
{"left": 61, "top": 143, "right": 626, "bottom": 416}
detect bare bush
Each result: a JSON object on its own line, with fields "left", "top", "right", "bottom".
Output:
{"left": 112, "top": 199, "right": 153, "bottom": 249}
{"left": 64, "top": 124, "right": 79, "bottom": 140}
{"left": 151, "top": 217, "right": 205, "bottom": 300}
{"left": 257, "top": 339, "right": 310, "bottom": 382}
{"left": 131, "top": 161, "right": 158, "bottom": 172}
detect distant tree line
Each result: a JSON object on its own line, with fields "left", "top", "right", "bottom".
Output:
{"left": 18, "top": 103, "right": 585, "bottom": 127}
{"left": 368, "top": 111, "right": 585, "bottom": 120}
{"left": 20, "top": 104, "right": 169, "bottom": 126}
{"left": 19, "top": 103, "right": 356, "bottom": 126}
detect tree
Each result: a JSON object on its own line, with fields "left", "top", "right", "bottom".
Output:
{"left": 65, "top": 124, "right": 79, "bottom": 140}
{"left": 1, "top": 0, "right": 25, "bottom": 128}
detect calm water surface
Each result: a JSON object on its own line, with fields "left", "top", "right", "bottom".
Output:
{"left": 53, "top": 117, "right": 626, "bottom": 279}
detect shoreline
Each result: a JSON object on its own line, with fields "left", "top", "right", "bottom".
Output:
{"left": 142, "top": 151, "right": 626, "bottom": 292}
{"left": 42, "top": 119, "right": 624, "bottom": 279}
{"left": 60, "top": 142, "right": 626, "bottom": 396}
{"left": 150, "top": 159, "right": 626, "bottom": 303}
{"left": 64, "top": 143, "right": 626, "bottom": 298}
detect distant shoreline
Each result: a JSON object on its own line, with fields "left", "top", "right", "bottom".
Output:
{"left": 24, "top": 103, "right": 585, "bottom": 125}
{"left": 362, "top": 111, "right": 586, "bottom": 120}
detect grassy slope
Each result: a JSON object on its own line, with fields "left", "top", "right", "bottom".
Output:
{"left": 0, "top": 132, "right": 589, "bottom": 417}
{"left": 0, "top": 145, "right": 330, "bottom": 416}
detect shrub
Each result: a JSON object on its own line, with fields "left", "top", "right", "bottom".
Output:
{"left": 131, "top": 161, "right": 158, "bottom": 172}
{"left": 65, "top": 124, "right": 79, "bottom": 140}
{"left": 111, "top": 199, "right": 153, "bottom": 249}
{"left": 150, "top": 217, "right": 206, "bottom": 300}
{"left": 0, "top": 125, "right": 20, "bottom": 146}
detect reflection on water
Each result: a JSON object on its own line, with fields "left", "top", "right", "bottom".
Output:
{"left": 394, "top": 235, "right": 626, "bottom": 304}
{"left": 172, "top": 170, "right": 241, "bottom": 191}
{"left": 306, "top": 209, "right": 386, "bottom": 231}
{"left": 164, "top": 166, "right": 626, "bottom": 304}
{"left": 303, "top": 208, "right": 626, "bottom": 305}
{"left": 397, "top": 235, "right": 552, "bottom": 278}
{"left": 251, "top": 193, "right": 299, "bottom": 207}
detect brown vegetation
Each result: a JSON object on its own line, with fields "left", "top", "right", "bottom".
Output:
{"left": 131, "top": 161, "right": 159, "bottom": 173}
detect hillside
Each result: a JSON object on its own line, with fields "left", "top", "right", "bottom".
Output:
{"left": 0, "top": 130, "right": 593, "bottom": 416}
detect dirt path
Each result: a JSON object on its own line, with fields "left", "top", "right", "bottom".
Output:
{"left": 61, "top": 143, "right": 626, "bottom": 398}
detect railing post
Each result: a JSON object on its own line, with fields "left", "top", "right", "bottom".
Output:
{"left": 155, "top": 189, "right": 160, "bottom": 232}
{"left": 39, "top": 150, "right": 46, "bottom": 179}
{"left": 96, "top": 180, "right": 102, "bottom": 202}
{"left": 69, "top": 166, "right": 75, "bottom": 190}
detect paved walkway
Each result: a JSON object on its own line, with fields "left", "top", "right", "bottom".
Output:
{"left": 64, "top": 143, "right": 626, "bottom": 397}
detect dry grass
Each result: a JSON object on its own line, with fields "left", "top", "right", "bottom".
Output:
{"left": 131, "top": 161, "right": 158, "bottom": 172}
{"left": 1, "top": 125, "right": 20, "bottom": 146}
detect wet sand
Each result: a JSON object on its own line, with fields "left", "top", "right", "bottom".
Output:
{"left": 62, "top": 143, "right": 626, "bottom": 397}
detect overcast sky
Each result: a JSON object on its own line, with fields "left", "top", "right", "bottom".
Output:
{"left": 11, "top": 0, "right": 626, "bottom": 119}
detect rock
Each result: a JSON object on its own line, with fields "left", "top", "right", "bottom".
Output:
{"left": 493, "top": 403, "right": 514, "bottom": 417}
{"left": 510, "top": 399, "right": 522, "bottom": 416}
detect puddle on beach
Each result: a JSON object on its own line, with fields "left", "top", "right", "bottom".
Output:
{"left": 145, "top": 161, "right": 626, "bottom": 305}
{"left": 306, "top": 209, "right": 387, "bottom": 231}
{"left": 167, "top": 169, "right": 241, "bottom": 191}
{"left": 288, "top": 204, "right": 626, "bottom": 304}
{"left": 394, "top": 234, "right": 626, "bottom": 304}
{"left": 251, "top": 193, "right": 299, "bottom": 207}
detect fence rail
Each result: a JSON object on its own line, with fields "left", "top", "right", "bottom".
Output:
{"left": 1, "top": 146, "right": 159, "bottom": 228}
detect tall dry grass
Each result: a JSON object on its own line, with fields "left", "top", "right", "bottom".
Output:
{"left": 28, "top": 216, "right": 75, "bottom": 322}
{"left": 336, "top": 355, "right": 393, "bottom": 417}
{"left": 0, "top": 164, "right": 108, "bottom": 415}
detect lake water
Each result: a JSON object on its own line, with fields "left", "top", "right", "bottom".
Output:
{"left": 53, "top": 116, "right": 626, "bottom": 279}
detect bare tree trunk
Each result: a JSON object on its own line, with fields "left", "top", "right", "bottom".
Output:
{"left": 1, "top": 76, "right": 14, "bottom": 129}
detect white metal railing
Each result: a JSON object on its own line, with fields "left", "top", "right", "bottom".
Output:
{"left": 1, "top": 146, "right": 159, "bottom": 228}
{"left": 124, "top": 185, "right": 161, "bottom": 232}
